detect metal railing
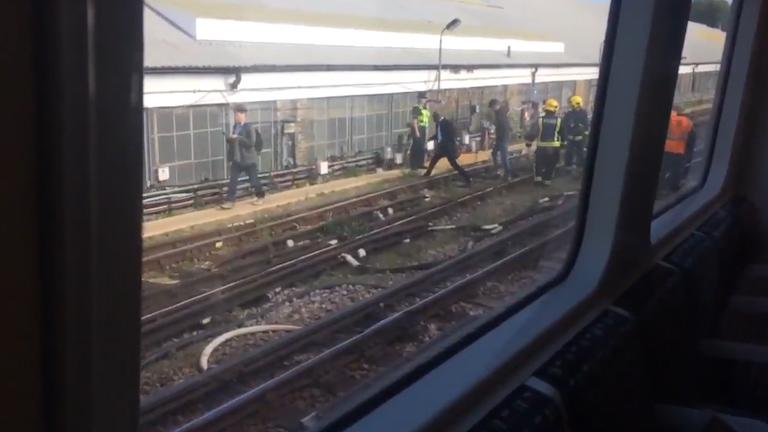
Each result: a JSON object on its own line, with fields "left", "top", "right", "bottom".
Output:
{"left": 143, "top": 155, "right": 379, "bottom": 216}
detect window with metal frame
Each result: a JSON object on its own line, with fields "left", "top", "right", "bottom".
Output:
{"left": 655, "top": 3, "right": 735, "bottom": 212}
{"left": 337, "top": 0, "right": 756, "bottom": 430}
{"left": 133, "top": 1, "right": 709, "bottom": 431}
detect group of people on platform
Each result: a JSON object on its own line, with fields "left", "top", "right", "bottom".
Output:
{"left": 410, "top": 92, "right": 697, "bottom": 194}
{"left": 218, "top": 94, "right": 696, "bottom": 209}
{"left": 409, "top": 92, "right": 593, "bottom": 187}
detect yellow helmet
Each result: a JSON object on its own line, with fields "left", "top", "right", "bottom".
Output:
{"left": 544, "top": 98, "right": 560, "bottom": 112}
{"left": 569, "top": 95, "right": 583, "bottom": 109}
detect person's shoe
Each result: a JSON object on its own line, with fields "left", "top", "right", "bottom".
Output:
{"left": 534, "top": 176, "right": 543, "bottom": 183}
{"left": 543, "top": 180, "right": 552, "bottom": 186}
{"left": 220, "top": 201, "right": 235, "bottom": 209}
{"left": 251, "top": 197, "right": 264, "bottom": 206}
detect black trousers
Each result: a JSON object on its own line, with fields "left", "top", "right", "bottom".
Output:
{"left": 226, "top": 161, "right": 264, "bottom": 202}
{"left": 535, "top": 146, "right": 560, "bottom": 181}
{"left": 564, "top": 138, "right": 586, "bottom": 168}
{"left": 409, "top": 133, "right": 426, "bottom": 169}
{"left": 661, "top": 152, "right": 685, "bottom": 192}
{"left": 424, "top": 146, "right": 471, "bottom": 184}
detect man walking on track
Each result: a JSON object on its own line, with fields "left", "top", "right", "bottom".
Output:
{"left": 489, "top": 98, "right": 516, "bottom": 180}
{"left": 660, "top": 106, "right": 696, "bottom": 193}
{"left": 423, "top": 112, "right": 471, "bottom": 186}
{"left": 221, "top": 104, "right": 265, "bottom": 209}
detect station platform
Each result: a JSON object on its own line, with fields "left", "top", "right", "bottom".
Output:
{"left": 142, "top": 148, "right": 509, "bottom": 242}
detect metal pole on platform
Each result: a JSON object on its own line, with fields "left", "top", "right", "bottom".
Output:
{"left": 437, "top": 18, "right": 461, "bottom": 99}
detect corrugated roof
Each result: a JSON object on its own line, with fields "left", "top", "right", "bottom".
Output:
{"left": 144, "top": 0, "right": 726, "bottom": 70}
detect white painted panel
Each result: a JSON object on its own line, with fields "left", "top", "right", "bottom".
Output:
{"left": 195, "top": 18, "right": 565, "bottom": 53}
{"left": 143, "top": 65, "right": 701, "bottom": 108}
{"left": 696, "top": 64, "right": 721, "bottom": 73}
{"left": 144, "top": 74, "right": 228, "bottom": 93}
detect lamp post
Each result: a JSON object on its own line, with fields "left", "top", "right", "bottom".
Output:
{"left": 437, "top": 18, "right": 461, "bottom": 99}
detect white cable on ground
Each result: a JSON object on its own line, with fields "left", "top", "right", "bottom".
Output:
{"left": 428, "top": 225, "right": 457, "bottom": 231}
{"left": 340, "top": 253, "right": 362, "bottom": 267}
{"left": 199, "top": 325, "right": 300, "bottom": 371}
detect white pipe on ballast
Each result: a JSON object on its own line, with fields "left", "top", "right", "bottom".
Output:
{"left": 199, "top": 325, "right": 301, "bottom": 371}
{"left": 340, "top": 253, "right": 362, "bottom": 267}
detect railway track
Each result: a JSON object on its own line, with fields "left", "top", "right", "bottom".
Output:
{"left": 141, "top": 170, "right": 537, "bottom": 350}
{"left": 140, "top": 197, "right": 577, "bottom": 431}
{"left": 143, "top": 161, "right": 505, "bottom": 272}
{"left": 141, "top": 194, "right": 429, "bottom": 315}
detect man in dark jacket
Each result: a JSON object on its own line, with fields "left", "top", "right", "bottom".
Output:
{"left": 423, "top": 112, "right": 471, "bottom": 185}
{"left": 562, "top": 95, "right": 590, "bottom": 172}
{"left": 221, "top": 104, "right": 265, "bottom": 209}
{"left": 489, "top": 99, "right": 516, "bottom": 180}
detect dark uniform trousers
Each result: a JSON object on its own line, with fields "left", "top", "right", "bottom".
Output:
{"left": 410, "top": 127, "right": 427, "bottom": 169}
{"left": 661, "top": 152, "right": 685, "bottom": 193}
{"left": 535, "top": 146, "right": 560, "bottom": 181}
{"left": 564, "top": 137, "right": 586, "bottom": 168}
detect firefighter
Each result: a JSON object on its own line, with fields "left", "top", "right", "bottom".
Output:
{"left": 409, "top": 92, "right": 431, "bottom": 170}
{"left": 563, "top": 95, "right": 590, "bottom": 173}
{"left": 661, "top": 106, "right": 696, "bottom": 193}
{"left": 525, "top": 98, "right": 563, "bottom": 186}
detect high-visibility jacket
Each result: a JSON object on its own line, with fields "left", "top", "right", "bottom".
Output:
{"left": 537, "top": 115, "right": 562, "bottom": 147}
{"left": 416, "top": 105, "right": 431, "bottom": 128}
{"left": 665, "top": 113, "right": 694, "bottom": 155}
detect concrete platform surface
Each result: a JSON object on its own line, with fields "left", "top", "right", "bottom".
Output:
{"left": 143, "top": 149, "right": 502, "bottom": 241}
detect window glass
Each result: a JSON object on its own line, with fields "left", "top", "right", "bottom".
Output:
{"left": 146, "top": 106, "right": 227, "bottom": 187}
{"left": 140, "top": 1, "right": 615, "bottom": 430}
{"left": 654, "top": 1, "right": 731, "bottom": 210}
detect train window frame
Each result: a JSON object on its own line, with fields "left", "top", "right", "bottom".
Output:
{"left": 37, "top": 0, "right": 144, "bottom": 431}
{"left": 336, "top": 1, "right": 762, "bottom": 430}
{"left": 651, "top": 0, "right": 757, "bottom": 247}
{"left": 33, "top": 0, "right": 761, "bottom": 431}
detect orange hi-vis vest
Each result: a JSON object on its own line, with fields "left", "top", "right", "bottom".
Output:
{"left": 665, "top": 113, "right": 694, "bottom": 155}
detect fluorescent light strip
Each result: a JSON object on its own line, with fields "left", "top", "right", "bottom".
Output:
{"left": 194, "top": 18, "right": 565, "bottom": 53}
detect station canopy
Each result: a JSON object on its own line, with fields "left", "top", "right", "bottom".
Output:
{"left": 145, "top": 0, "right": 727, "bottom": 71}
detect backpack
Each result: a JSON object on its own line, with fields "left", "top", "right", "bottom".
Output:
{"left": 252, "top": 126, "right": 264, "bottom": 153}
